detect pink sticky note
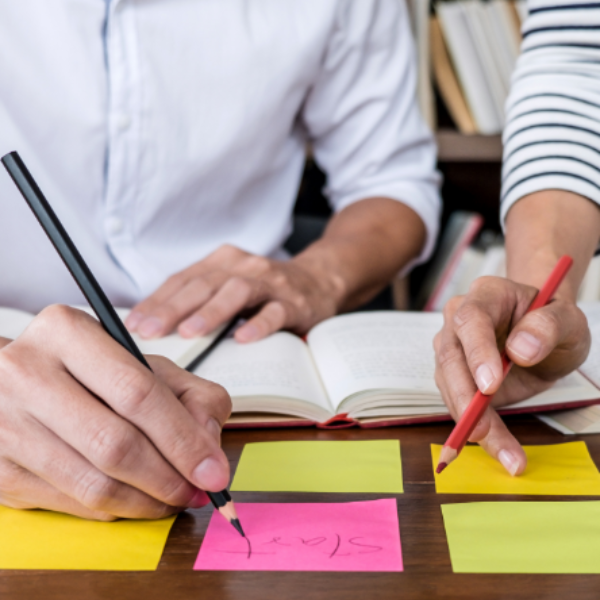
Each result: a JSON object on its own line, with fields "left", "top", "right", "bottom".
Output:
{"left": 194, "top": 499, "right": 403, "bottom": 572}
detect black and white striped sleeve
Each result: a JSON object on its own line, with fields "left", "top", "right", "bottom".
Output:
{"left": 501, "top": 0, "right": 600, "bottom": 224}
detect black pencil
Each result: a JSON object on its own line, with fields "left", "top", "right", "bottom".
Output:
{"left": 2, "top": 151, "right": 244, "bottom": 537}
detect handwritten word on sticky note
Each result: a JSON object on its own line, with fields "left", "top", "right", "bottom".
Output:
{"left": 442, "top": 501, "right": 600, "bottom": 573}
{"left": 0, "top": 506, "right": 176, "bottom": 570}
{"left": 431, "top": 442, "right": 600, "bottom": 495}
{"left": 231, "top": 440, "right": 403, "bottom": 493}
{"left": 194, "top": 499, "right": 403, "bottom": 572}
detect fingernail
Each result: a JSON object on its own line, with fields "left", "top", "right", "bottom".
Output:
{"left": 236, "top": 324, "right": 259, "bottom": 343}
{"left": 180, "top": 315, "right": 207, "bottom": 337}
{"left": 508, "top": 331, "right": 542, "bottom": 362}
{"left": 192, "top": 456, "right": 226, "bottom": 490}
{"left": 138, "top": 317, "right": 164, "bottom": 338}
{"left": 498, "top": 449, "right": 519, "bottom": 477}
{"left": 188, "top": 488, "right": 210, "bottom": 509}
{"left": 475, "top": 364, "right": 495, "bottom": 393}
{"left": 125, "top": 310, "right": 144, "bottom": 331}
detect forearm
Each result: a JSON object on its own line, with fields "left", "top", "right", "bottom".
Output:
{"left": 505, "top": 191, "right": 600, "bottom": 301}
{"left": 293, "top": 197, "right": 426, "bottom": 311}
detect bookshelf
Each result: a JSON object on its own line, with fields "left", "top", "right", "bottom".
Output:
{"left": 436, "top": 130, "right": 502, "bottom": 162}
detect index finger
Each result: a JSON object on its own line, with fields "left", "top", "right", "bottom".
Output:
{"left": 452, "top": 278, "right": 537, "bottom": 395}
{"left": 46, "top": 309, "right": 231, "bottom": 493}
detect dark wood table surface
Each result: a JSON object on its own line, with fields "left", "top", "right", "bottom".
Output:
{"left": 2, "top": 415, "right": 600, "bottom": 600}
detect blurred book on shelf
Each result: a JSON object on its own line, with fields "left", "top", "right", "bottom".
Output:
{"left": 412, "top": 0, "right": 527, "bottom": 136}
{"left": 407, "top": 0, "right": 437, "bottom": 130}
{"left": 418, "top": 212, "right": 600, "bottom": 310}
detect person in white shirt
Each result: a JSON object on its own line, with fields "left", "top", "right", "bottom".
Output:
{"left": 0, "top": 0, "right": 440, "bottom": 519}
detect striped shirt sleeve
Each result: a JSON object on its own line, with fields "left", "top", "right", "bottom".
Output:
{"left": 501, "top": 0, "right": 600, "bottom": 225}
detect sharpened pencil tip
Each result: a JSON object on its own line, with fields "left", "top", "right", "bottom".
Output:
{"left": 231, "top": 518, "right": 245, "bottom": 537}
{"left": 436, "top": 462, "right": 447, "bottom": 474}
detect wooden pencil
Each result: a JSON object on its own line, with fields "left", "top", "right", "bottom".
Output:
{"left": 2, "top": 150, "right": 244, "bottom": 536}
{"left": 436, "top": 255, "right": 574, "bottom": 473}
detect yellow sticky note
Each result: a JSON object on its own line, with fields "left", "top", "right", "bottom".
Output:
{"left": 431, "top": 441, "right": 600, "bottom": 495}
{"left": 231, "top": 440, "right": 403, "bottom": 493}
{"left": 0, "top": 507, "right": 176, "bottom": 570}
{"left": 442, "top": 501, "right": 600, "bottom": 573}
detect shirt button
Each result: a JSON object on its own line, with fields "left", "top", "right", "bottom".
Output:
{"left": 107, "top": 217, "right": 124, "bottom": 235}
{"left": 116, "top": 115, "right": 132, "bottom": 131}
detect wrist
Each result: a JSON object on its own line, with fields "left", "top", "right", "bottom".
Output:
{"left": 292, "top": 244, "right": 349, "bottom": 312}
{"left": 505, "top": 190, "right": 600, "bottom": 302}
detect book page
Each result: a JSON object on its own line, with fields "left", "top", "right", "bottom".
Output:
{"left": 0, "top": 307, "right": 36, "bottom": 340}
{"left": 307, "top": 312, "right": 443, "bottom": 410}
{"left": 75, "top": 306, "right": 222, "bottom": 368}
{"left": 194, "top": 332, "right": 333, "bottom": 420}
{"left": 579, "top": 302, "right": 600, "bottom": 388}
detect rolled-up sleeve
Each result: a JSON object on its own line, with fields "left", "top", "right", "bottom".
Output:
{"left": 501, "top": 0, "right": 600, "bottom": 226}
{"left": 301, "top": 0, "right": 442, "bottom": 269}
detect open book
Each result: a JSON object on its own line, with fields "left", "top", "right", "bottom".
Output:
{"left": 2, "top": 307, "right": 599, "bottom": 429}
{"left": 0, "top": 306, "right": 223, "bottom": 370}
{"left": 192, "top": 311, "right": 600, "bottom": 429}
{"left": 538, "top": 303, "right": 600, "bottom": 435}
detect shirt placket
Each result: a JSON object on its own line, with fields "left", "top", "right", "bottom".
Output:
{"left": 104, "top": 0, "right": 153, "bottom": 296}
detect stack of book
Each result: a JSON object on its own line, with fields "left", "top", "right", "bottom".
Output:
{"left": 414, "top": 0, "right": 527, "bottom": 135}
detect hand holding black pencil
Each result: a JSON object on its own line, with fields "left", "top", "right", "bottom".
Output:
{"left": 2, "top": 150, "right": 244, "bottom": 537}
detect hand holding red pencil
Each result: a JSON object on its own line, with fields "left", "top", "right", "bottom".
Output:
{"left": 435, "top": 256, "right": 578, "bottom": 474}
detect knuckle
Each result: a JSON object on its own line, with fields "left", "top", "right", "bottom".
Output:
{"left": 264, "top": 301, "right": 289, "bottom": 326}
{"left": 0, "top": 351, "right": 32, "bottom": 391}
{"left": 156, "top": 477, "right": 191, "bottom": 507}
{"left": 193, "top": 379, "right": 233, "bottom": 422}
{"left": 437, "top": 340, "right": 464, "bottom": 370}
{"left": 228, "top": 276, "right": 252, "bottom": 298}
{"left": 87, "top": 423, "right": 137, "bottom": 472}
{"left": 0, "top": 461, "right": 24, "bottom": 498}
{"left": 527, "top": 309, "right": 561, "bottom": 338}
{"left": 242, "top": 255, "right": 270, "bottom": 274}
{"left": 111, "top": 368, "right": 157, "bottom": 415}
{"left": 34, "top": 304, "right": 80, "bottom": 335}
{"left": 32, "top": 305, "right": 99, "bottom": 345}
{"left": 75, "top": 470, "right": 119, "bottom": 512}
{"left": 290, "top": 293, "right": 308, "bottom": 314}
{"left": 453, "top": 301, "right": 481, "bottom": 330}
{"left": 165, "top": 272, "right": 186, "bottom": 288}
{"left": 218, "top": 244, "right": 243, "bottom": 259}
{"left": 468, "top": 276, "right": 496, "bottom": 295}
{"left": 442, "top": 296, "right": 463, "bottom": 320}
{"left": 464, "top": 345, "right": 488, "bottom": 371}
{"left": 271, "top": 272, "right": 289, "bottom": 288}
{"left": 153, "top": 302, "right": 180, "bottom": 323}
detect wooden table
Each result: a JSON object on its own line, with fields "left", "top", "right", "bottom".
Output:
{"left": 2, "top": 415, "right": 600, "bottom": 600}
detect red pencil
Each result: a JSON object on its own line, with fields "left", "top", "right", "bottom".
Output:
{"left": 436, "top": 255, "right": 574, "bottom": 474}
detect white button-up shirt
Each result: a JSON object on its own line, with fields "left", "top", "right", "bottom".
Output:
{"left": 0, "top": 0, "right": 440, "bottom": 314}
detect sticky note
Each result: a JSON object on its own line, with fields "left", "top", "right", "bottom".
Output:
{"left": 431, "top": 441, "right": 600, "bottom": 495}
{"left": 230, "top": 440, "right": 403, "bottom": 493}
{"left": 442, "top": 501, "right": 600, "bottom": 573}
{"left": 0, "top": 506, "right": 176, "bottom": 570}
{"left": 194, "top": 499, "right": 403, "bottom": 572}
